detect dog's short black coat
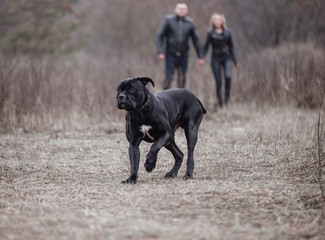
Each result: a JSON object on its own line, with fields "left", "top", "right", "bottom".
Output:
{"left": 117, "top": 77, "right": 206, "bottom": 183}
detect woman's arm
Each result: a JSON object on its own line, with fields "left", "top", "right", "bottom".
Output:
{"left": 203, "top": 30, "right": 211, "bottom": 57}
{"left": 228, "top": 31, "right": 237, "bottom": 65}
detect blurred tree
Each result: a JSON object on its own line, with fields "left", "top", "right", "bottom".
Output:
{"left": 222, "top": 0, "right": 325, "bottom": 53}
{"left": 3, "top": 0, "right": 321, "bottom": 57}
{"left": 0, "top": 0, "right": 87, "bottom": 55}
{"left": 85, "top": 0, "right": 324, "bottom": 59}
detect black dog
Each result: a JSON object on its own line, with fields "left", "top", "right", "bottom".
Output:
{"left": 116, "top": 77, "right": 206, "bottom": 183}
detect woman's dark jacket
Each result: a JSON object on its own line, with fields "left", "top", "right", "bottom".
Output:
{"left": 203, "top": 28, "right": 237, "bottom": 64}
{"left": 157, "top": 14, "right": 203, "bottom": 58}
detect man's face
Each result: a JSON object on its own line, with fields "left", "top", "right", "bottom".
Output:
{"left": 175, "top": 4, "right": 188, "bottom": 18}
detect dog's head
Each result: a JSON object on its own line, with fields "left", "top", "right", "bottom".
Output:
{"left": 116, "top": 77, "right": 155, "bottom": 111}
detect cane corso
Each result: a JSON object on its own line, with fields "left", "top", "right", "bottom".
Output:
{"left": 116, "top": 77, "right": 206, "bottom": 183}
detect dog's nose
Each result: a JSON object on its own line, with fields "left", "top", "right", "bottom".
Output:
{"left": 118, "top": 94, "right": 125, "bottom": 101}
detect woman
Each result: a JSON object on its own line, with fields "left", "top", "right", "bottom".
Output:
{"left": 203, "top": 13, "right": 237, "bottom": 108}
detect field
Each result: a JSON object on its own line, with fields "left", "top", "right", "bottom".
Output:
{"left": 1, "top": 103, "right": 324, "bottom": 240}
{"left": 1, "top": 0, "right": 325, "bottom": 238}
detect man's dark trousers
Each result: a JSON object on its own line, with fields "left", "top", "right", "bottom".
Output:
{"left": 163, "top": 52, "right": 188, "bottom": 90}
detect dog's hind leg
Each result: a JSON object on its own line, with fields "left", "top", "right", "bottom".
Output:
{"left": 165, "top": 141, "right": 184, "bottom": 178}
{"left": 183, "top": 117, "right": 203, "bottom": 180}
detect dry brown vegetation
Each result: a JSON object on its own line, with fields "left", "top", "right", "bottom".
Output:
{"left": 0, "top": 43, "right": 324, "bottom": 131}
{"left": 1, "top": 104, "right": 325, "bottom": 239}
{"left": 1, "top": 1, "right": 324, "bottom": 239}
{"left": 0, "top": 37, "right": 324, "bottom": 240}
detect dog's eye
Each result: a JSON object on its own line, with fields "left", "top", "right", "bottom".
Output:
{"left": 128, "top": 87, "right": 136, "bottom": 93}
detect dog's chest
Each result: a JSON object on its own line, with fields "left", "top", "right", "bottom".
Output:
{"left": 140, "top": 125, "right": 155, "bottom": 141}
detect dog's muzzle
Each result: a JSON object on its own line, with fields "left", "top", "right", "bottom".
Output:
{"left": 117, "top": 93, "right": 126, "bottom": 109}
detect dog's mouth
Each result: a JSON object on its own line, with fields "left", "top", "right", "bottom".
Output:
{"left": 117, "top": 100, "right": 135, "bottom": 110}
{"left": 117, "top": 101, "right": 127, "bottom": 109}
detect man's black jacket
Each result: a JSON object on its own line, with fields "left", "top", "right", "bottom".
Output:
{"left": 156, "top": 14, "right": 203, "bottom": 58}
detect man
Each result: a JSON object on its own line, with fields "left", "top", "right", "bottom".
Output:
{"left": 157, "top": 3, "right": 204, "bottom": 89}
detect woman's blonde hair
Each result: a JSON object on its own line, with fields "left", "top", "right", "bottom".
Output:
{"left": 210, "top": 13, "right": 226, "bottom": 29}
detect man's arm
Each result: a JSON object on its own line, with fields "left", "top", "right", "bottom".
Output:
{"left": 156, "top": 17, "right": 168, "bottom": 55}
{"left": 190, "top": 23, "right": 203, "bottom": 59}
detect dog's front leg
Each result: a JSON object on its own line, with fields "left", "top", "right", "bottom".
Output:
{"left": 122, "top": 143, "right": 140, "bottom": 184}
{"left": 145, "top": 132, "right": 172, "bottom": 172}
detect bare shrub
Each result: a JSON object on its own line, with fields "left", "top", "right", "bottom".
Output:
{"left": 0, "top": 53, "right": 165, "bottom": 131}
{"left": 232, "top": 43, "right": 325, "bottom": 107}
{"left": 317, "top": 75, "right": 325, "bottom": 203}
{"left": 0, "top": 43, "right": 324, "bottom": 131}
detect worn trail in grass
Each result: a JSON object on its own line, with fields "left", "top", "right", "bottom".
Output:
{"left": 0, "top": 104, "right": 324, "bottom": 239}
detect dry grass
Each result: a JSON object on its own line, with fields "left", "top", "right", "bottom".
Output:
{"left": 232, "top": 43, "right": 325, "bottom": 107}
{"left": 1, "top": 43, "right": 324, "bottom": 132}
{"left": 1, "top": 104, "right": 324, "bottom": 240}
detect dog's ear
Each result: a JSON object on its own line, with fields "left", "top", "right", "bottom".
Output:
{"left": 135, "top": 77, "right": 155, "bottom": 88}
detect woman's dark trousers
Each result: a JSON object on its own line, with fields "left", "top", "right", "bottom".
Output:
{"left": 211, "top": 58, "right": 232, "bottom": 107}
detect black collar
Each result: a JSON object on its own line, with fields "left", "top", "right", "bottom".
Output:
{"left": 141, "top": 93, "right": 150, "bottom": 110}
{"left": 138, "top": 91, "right": 151, "bottom": 111}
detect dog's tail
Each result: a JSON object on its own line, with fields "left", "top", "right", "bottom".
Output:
{"left": 198, "top": 99, "right": 207, "bottom": 114}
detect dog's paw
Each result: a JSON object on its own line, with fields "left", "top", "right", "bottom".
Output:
{"left": 144, "top": 162, "right": 156, "bottom": 173}
{"left": 183, "top": 174, "right": 193, "bottom": 180}
{"left": 165, "top": 171, "right": 177, "bottom": 179}
{"left": 144, "top": 153, "right": 157, "bottom": 173}
{"left": 121, "top": 176, "right": 137, "bottom": 184}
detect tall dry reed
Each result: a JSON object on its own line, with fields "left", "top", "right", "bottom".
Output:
{"left": 232, "top": 43, "right": 325, "bottom": 107}
{"left": 0, "top": 43, "right": 324, "bottom": 131}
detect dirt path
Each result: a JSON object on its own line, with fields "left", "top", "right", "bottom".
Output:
{"left": 0, "top": 104, "right": 324, "bottom": 239}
